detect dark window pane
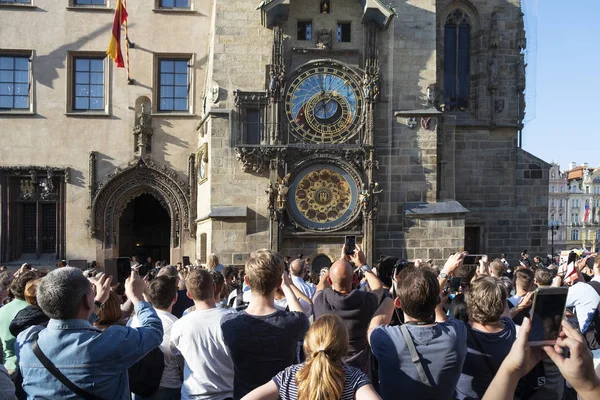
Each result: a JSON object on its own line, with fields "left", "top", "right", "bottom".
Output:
{"left": 0, "top": 83, "right": 12, "bottom": 95}
{"left": 457, "top": 25, "right": 470, "bottom": 104}
{"left": 160, "top": 73, "right": 174, "bottom": 85}
{"left": 75, "top": 97, "right": 89, "bottom": 110}
{"left": 75, "top": 59, "right": 90, "bottom": 71}
{"left": 0, "top": 57, "right": 14, "bottom": 70}
{"left": 0, "top": 96, "right": 13, "bottom": 108}
{"left": 444, "top": 25, "right": 457, "bottom": 106}
{"left": 14, "top": 96, "right": 28, "bottom": 108}
{"left": 22, "top": 203, "right": 37, "bottom": 254}
{"left": 0, "top": 71, "right": 12, "bottom": 82}
{"left": 174, "top": 99, "right": 188, "bottom": 111}
{"left": 14, "top": 71, "right": 28, "bottom": 83}
{"left": 246, "top": 109, "right": 261, "bottom": 145}
{"left": 174, "top": 86, "right": 188, "bottom": 98}
{"left": 297, "top": 21, "right": 312, "bottom": 41}
{"left": 75, "top": 72, "right": 89, "bottom": 84}
{"left": 160, "top": 86, "right": 173, "bottom": 98}
{"left": 90, "top": 59, "right": 104, "bottom": 72}
{"left": 337, "top": 23, "right": 351, "bottom": 42}
{"left": 14, "top": 58, "right": 28, "bottom": 70}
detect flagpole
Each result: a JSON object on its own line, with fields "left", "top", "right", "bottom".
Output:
{"left": 124, "top": 0, "right": 134, "bottom": 85}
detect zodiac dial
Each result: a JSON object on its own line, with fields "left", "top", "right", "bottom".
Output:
{"left": 285, "top": 63, "right": 364, "bottom": 144}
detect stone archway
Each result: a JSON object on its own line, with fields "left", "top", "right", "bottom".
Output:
{"left": 88, "top": 156, "right": 194, "bottom": 262}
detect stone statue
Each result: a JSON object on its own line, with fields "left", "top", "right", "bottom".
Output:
{"left": 133, "top": 102, "right": 153, "bottom": 155}
{"left": 488, "top": 56, "right": 498, "bottom": 89}
{"left": 371, "top": 182, "right": 383, "bottom": 217}
{"left": 266, "top": 183, "right": 276, "bottom": 212}
{"left": 489, "top": 11, "right": 500, "bottom": 48}
{"left": 277, "top": 173, "right": 291, "bottom": 210}
{"left": 317, "top": 29, "right": 332, "bottom": 50}
{"left": 359, "top": 183, "right": 370, "bottom": 209}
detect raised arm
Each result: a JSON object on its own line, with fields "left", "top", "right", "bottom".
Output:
{"left": 281, "top": 271, "right": 304, "bottom": 313}
{"left": 367, "top": 296, "right": 394, "bottom": 346}
{"left": 438, "top": 252, "right": 467, "bottom": 292}
{"left": 351, "top": 244, "right": 384, "bottom": 303}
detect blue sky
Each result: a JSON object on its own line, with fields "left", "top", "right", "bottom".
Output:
{"left": 522, "top": 0, "right": 600, "bottom": 171}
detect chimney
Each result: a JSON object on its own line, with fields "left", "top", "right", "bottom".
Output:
{"left": 568, "top": 162, "right": 576, "bottom": 170}
{"left": 583, "top": 162, "right": 589, "bottom": 169}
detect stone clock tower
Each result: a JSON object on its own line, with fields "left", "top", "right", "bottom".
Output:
{"left": 196, "top": 0, "right": 549, "bottom": 269}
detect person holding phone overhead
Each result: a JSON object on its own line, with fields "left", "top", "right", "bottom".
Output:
{"left": 313, "top": 243, "right": 384, "bottom": 376}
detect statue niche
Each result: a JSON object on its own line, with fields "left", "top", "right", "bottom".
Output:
{"left": 133, "top": 97, "right": 154, "bottom": 155}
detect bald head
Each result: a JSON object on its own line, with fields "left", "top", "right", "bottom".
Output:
{"left": 329, "top": 259, "right": 353, "bottom": 292}
{"left": 290, "top": 258, "right": 305, "bottom": 277}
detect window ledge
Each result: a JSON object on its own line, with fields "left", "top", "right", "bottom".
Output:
{"left": 66, "top": 6, "right": 113, "bottom": 12}
{"left": 152, "top": 8, "right": 196, "bottom": 14}
{"left": 0, "top": 110, "right": 35, "bottom": 116}
{"left": 0, "top": 3, "right": 36, "bottom": 9}
{"left": 151, "top": 113, "right": 197, "bottom": 118}
{"left": 65, "top": 112, "right": 111, "bottom": 117}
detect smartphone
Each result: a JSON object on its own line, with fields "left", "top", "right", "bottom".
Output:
{"left": 345, "top": 235, "right": 356, "bottom": 256}
{"left": 449, "top": 276, "right": 462, "bottom": 293}
{"left": 182, "top": 256, "right": 191, "bottom": 266}
{"left": 463, "top": 254, "right": 484, "bottom": 265}
{"left": 528, "top": 287, "right": 569, "bottom": 346}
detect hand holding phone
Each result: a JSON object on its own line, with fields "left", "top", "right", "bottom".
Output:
{"left": 344, "top": 235, "right": 356, "bottom": 256}
{"left": 528, "top": 287, "right": 569, "bottom": 346}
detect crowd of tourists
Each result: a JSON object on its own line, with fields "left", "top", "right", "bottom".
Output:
{"left": 0, "top": 247, "right": 599, "bottom": 400}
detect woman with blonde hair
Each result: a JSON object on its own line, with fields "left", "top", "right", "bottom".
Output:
{"left": 206, "top": 253, "right": 224, "bottom": 273}
{"left": 242, "top": 314, "right": 380, "bottom": 400}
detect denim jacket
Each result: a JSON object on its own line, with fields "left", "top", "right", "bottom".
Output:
{"left": 15, "top": 301, "right": 163, "bottom": 400}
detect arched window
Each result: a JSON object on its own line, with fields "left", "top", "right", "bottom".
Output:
{"left": 571, "top": 229, "right": 579, "bottom": 241}
{"left": 444, "top": 9, "right": 471, "bottom": 111}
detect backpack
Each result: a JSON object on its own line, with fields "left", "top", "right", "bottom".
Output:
{"left": 128, "top": 347, "right": 165, "bottom": 396}
{"left": 583, "top": 281, "right": 600, "bottom": 350}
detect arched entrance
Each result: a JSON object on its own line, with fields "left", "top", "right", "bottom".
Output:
{"left": 118, "top": 194, "right": 171, "bottom": 264}
{"left": 88, "top": 156, "right": 195, "bottom": 265}
{"left": 311, "top": 254, "right": 333, "bottom": 273}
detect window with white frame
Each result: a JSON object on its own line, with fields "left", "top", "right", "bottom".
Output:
{"left": 157, "top": 57, "right": 191, "bottom": 112}
{"left": 71, "top": 56, "right": 106, "bottom": 111}
{"left": 571, "top": 229, "right": 579, "bottom": 241}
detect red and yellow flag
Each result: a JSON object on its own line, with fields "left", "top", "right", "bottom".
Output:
{"left": 106, "top": 0, "right": 128, "bottom": 68}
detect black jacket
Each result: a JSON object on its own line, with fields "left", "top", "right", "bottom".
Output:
{"left": 9, "top": 305, "right": 49, "bottom": 337}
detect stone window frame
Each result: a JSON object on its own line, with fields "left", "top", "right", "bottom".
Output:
{"left": 0, "top": 49, "right": 34, "bottom": 115}
{"left": 68, "top": 0, "right": 110, "bottom": 8}
{"left": 439, "top": 1, "right": 480, "bottom": 114}
{"left": 152, "top": 53, "right": 195, "bottom": 115}
{"left": 65, "top": 51, "right": 111, "bottom": 116}
{"left": 154, "top": 0, "right": 195, "bottom": 12}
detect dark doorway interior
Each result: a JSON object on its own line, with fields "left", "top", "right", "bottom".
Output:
{"left": 464, "top": 226, "right": 481, "bottom": 254}
{"left": 119, "top": 194, "right": 170, "bottom": 264}
{"left": 311, "top": 254, "right": 332, "bottom": 273}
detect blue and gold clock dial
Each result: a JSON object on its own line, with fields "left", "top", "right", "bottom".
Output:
{"left": 285, "top": 63, "right": 364, "bottom": 144}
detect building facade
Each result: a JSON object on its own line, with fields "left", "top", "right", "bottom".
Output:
{"left": 1, "top": 0, "right": 549, "bottom": 270}
{"left": 548, "top": 163, "right": 568, "bottom": 254}
{"left": 562, "top": 163, "right": 600, "bottom": 251}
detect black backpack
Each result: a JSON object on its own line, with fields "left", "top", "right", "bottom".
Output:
{"left": 584, "top": 281, "right": 600, "bottom": 350}
{"left": 128, "top": 347, "right": 165, "bottom": 396}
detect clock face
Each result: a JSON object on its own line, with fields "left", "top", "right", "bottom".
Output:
{"left": 285, "top": 63, "right": 364, "bottom": 144}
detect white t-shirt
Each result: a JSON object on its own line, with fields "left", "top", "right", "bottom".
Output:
{"left": 291, "top": 275, "right": 316, "bottom": 299}
{"left": 228, "top": 289, "right": 312, "bottom": 317}
{"left": 130, "top": 309, "right": 181, "bottom": 389}
{"left": 566, "top": 281, "right": 600, "bottom": 333}
{"left": 170, "top": 307, "right": 236, "bottom": 400}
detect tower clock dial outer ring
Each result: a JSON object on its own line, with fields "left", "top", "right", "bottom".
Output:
{"left": 285, "top": 61, "right": 365, "bottom": 144}
{"left": 287, "top": 159, "right": 362, "bottom": 232}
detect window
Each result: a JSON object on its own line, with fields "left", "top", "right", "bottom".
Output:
{"left": 596, "top": 230, "right": 600, "bottom": 242}
{"left": 158, "top": 58, "right": 190, "bottom": 112}
{"left": 586, "top": 186, "right": 590, "bottom": 193}
{"left": 159, "top": 0, "right": 189, "bottom": 8}
{"left": 0, "top": 0, "right": 31, "bottom": 3}
{"left": 0, "top": 55, "right": 30, "bottom": 111}
{"left": 74, "top": 0, "right": 105, "bottom": 5}
{"left": 297, "top": 21, "right": 312, "bottom": 41}
{"left": 560, "top": 199, "right": 564, "bottom": 208}
{"left": 551, "top": 186, "right": 555, "bottom": 192}
{"left": 72, "top": 57, "right": 105, "bottom": 111}
{"left": 444, "top": 9, "right": 470, "bottom": 111}
{"left": 571, "top": 229, "right": 579, "bottom": 241}
{"left": 559, "top": 214, "right": 563, "bottom": 223}
{"left": 551, "top": 199, "right": 555, "bottom": 207}
{"left": 337, "top": 23, "right": 351, "bottom": 42}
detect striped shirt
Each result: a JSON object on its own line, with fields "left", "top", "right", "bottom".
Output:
{"left": 273, "top": 363, "right": 371, "bottom": 400}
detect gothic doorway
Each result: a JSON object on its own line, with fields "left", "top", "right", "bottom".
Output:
{"left": 118, "top": 194, "right": 170, "bottom": 264}
{"left": 311, "top": 254, "right": 332, "bottom": 273}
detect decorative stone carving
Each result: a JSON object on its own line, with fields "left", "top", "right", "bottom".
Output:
{"left": 0, "top": 166, "right": 69, "bottom": 201}
{"left": 316, "top": 29, "right": 332, "bottom": 50}
{"left": 234, "top": 90, "right": 268, "bottom": 107}
{"left": 266, "top": 183, "right": 277, "bottom": 219}
{"left": 277, "top": 173, "right": 290, "bottom": 211}
{"left": 268, "top": 25, "right": 286, "bottom": 104}
{"left": 88, "top": 156, "right": 192, "bottom": 244}
{"left": 88, "top": 151, "right": 96, "bottom": 208}
{"left": 39, "top": 170, "right": 56, "bottom": 200}
{"left": 488, "top": 55, "right": 498, "bottom": 91}
{"left": 407, "top": 117, "right": 417, "bottom": 129}
{"left": 133, "top": 102, "right": 153, "bottom": 155}
{"left": 489, "top": 11, "right": 500, "bottom": 48}
{"left": 517, "top": 12, "right": 527, "bottom": 50}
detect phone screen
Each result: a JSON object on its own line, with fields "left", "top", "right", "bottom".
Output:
{"left": 345, "top": 235, "right": 356, "bottom": 255}
{"left": 529, "top": 288, "right": 568, "bottom": 345}
{"left": 449, "top": 276, "right": 462, "bottom": 292}
{"left": 463, "top": 255, "right": 480, "bottom": 265}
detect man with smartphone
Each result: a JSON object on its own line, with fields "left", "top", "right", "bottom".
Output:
{"left": 313, "top": 243, "right": 384, "bottom": 375}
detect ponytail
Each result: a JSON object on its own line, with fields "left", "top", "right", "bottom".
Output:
{"left": 295, "top": 314, "right": 349, "bottom": 400}
{"left": 296, "top": 350, "right": 345, "bottom": 400}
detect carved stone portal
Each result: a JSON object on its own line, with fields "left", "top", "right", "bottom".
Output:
{"left": 88, "top": 156, "right": 193, "bottom": 248}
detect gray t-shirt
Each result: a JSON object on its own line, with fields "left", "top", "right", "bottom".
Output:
{"left": 221, "top": 310, "right": 309, "bottom": 399}
{"left": 370, "top": 317, "right": 467, "bottom": 400}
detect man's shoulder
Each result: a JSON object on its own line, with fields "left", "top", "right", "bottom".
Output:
{"left": 15, "top": 324, "right": 43, "bottom": 347}
{"left": 442, "top": 317, "right": 467, "bottom": 336}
